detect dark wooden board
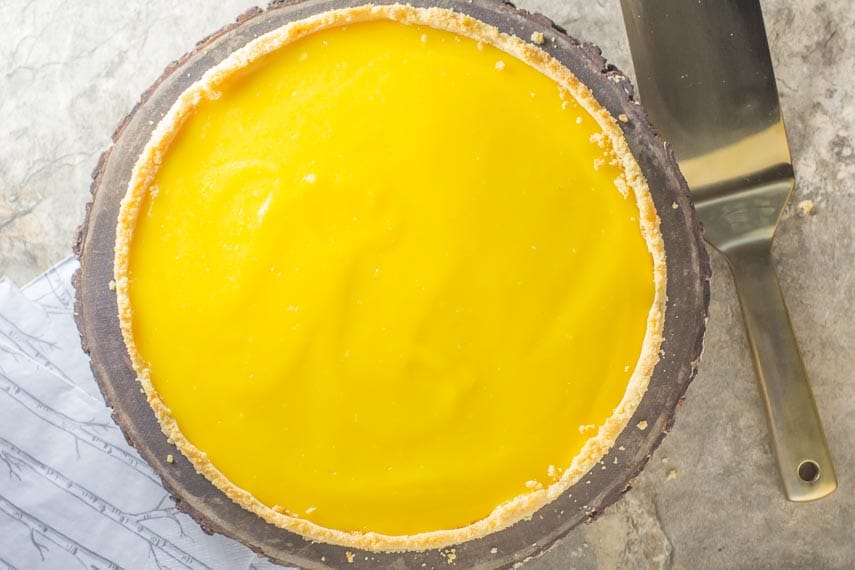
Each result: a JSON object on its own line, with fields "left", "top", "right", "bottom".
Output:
{"left": 74, "top": 1, "right": 711, "bottom": 568}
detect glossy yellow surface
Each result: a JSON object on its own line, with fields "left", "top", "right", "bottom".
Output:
{"left": 128, "top": 21, "right": 654, "bottom": 535}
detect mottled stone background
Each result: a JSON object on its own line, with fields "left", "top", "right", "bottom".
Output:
{"left": 1, "top": 0, "right": 852, "bottom": 567}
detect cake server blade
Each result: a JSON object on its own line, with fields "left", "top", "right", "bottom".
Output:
{"left": 620, "top": 0, "right": 836, "bottom": 501}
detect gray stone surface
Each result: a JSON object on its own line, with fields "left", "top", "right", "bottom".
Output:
{"left": 1, "top": 0, "right": 852, "bottom": 568}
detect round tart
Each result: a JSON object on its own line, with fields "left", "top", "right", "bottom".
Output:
{"left": 75, "top": 1, "right": 709, "bottom": 566}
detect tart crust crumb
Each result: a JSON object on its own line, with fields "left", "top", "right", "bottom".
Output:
{"left": 797, "top": 199, "right": 815, "bottom": 216}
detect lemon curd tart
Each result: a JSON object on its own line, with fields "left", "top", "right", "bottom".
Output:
{"left": 111, "top": 3, "right": 668, "bottom": 553}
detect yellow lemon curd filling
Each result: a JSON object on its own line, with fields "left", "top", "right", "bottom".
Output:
{"left": 124, "top": 18, "right": 656, "bottom": 538}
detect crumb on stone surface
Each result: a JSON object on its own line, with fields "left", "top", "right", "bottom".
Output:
{"left": 667, "top": 469, "right": 678, "bottom": 480}
{"left": 797, "top": 199, "right": 815, "bottom": 216}
{"left": 443, "top": 548, "right": 457, "bottom": 564}
{"left": 618, "top": 113, "right": 629, "bottom": 123}
{"left": 530, "top": 31, "right": 545, "bottom": 45}
{"left": 345, "top": 551, "right": 355, "bottom": 564}
{"left": 490, "top": 547, "right": 498, "bottom": 554}
{"left": 166, "top": 454, "right": 174, "bottom": 463}
{"left": 672, "top": 201, "right": 679, "bottom": 209}
{"left": 637, "top": 420, "right": 649, "bottom": 431}
{"left": 495, "top": 60, "right": 505, "bottom": 70}
{"left": 108, "top": 279, "right": 116, "bottom": 291}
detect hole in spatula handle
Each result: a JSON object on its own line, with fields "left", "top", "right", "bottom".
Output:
{"left": 797, "top": 460, "right": 821, "bottom": 483}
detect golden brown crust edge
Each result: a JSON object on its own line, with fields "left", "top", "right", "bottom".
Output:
{"left": 113, "top": 3, "right": 667, "bottom": 553}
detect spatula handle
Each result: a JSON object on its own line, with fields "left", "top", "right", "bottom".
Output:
{"left": 727, "top": 244, "right": 836, "bottom": 501}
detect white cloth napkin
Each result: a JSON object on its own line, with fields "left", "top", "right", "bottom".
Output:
{"left": 0, "top": 257, "right": 288, "bottom": 570}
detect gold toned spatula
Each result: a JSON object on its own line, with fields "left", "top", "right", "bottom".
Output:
{"left": 620, "top": 0, "right": 836, "bottom": 501}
